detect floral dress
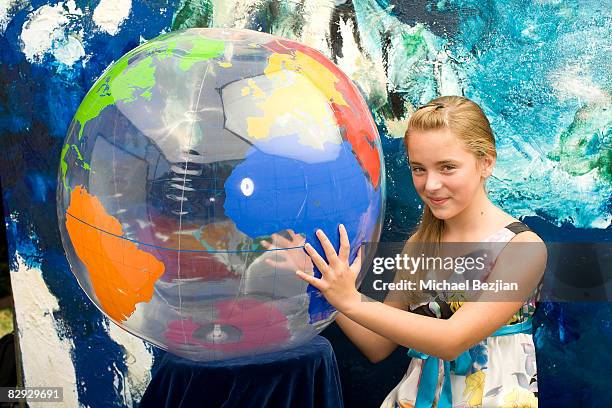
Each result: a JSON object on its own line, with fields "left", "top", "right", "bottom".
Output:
{"left": 381, "top": 222, "right": 540, "bottom": 408}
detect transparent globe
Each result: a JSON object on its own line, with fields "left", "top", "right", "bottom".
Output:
{"left": 57, "top": 28, "right": 385, "bottom": 361}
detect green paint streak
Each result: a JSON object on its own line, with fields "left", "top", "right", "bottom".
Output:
{"left": 548, "top": 103, "right": 612, "bottom": 182}
{"left": 179, "top": 36, "right": 225, "bottom": 71}
{"left": 172, "top": 0, "right": 213, "bottom": 30}
{"left": 373, "top": 28, "right": 430, "bottom": 121}
{"left": 402, "top": 27, "right": 428, "bottom": 56}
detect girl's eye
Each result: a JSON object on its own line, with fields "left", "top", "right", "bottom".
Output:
{"left": 441, "top": 165, "right": 456, "bottom": 172}
{"left": 411, "top": 167, "right": 425, "bottom": 174}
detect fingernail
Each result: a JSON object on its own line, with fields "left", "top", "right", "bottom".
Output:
{"left": 340, "top": 224, "right": 345, "bottom": 230}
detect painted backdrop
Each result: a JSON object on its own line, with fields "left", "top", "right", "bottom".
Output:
{"left": 1, "top": 0, "right": 610, "bottom": 407}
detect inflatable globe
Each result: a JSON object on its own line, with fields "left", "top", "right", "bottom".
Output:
{"left": 57, "top": 28, "right": 385, "bottom": 361}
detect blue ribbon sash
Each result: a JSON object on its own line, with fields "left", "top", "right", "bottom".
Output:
{"left": 406, "top": 317, "right": 533, "bottom": 408}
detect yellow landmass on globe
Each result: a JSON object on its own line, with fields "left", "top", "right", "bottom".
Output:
{"left": 264, "top": 51, "right": 348, "bottom": 107}
{"left": 65, "top": 186, "right": 165, "bottom": 322}
{"left": 242, "top": 50, "right": 347, "bottom": 147}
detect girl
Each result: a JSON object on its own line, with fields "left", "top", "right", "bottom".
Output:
{"left": 296, "top": 96, "right": 546, "bottom": 407}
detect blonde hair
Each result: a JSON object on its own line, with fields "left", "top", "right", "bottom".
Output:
{"left": 405, "top": 96, "right": 496, "bottom": 244}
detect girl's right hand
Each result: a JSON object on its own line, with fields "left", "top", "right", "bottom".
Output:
{"left": 261, "top": 230, "right": 314, "bottom": 274}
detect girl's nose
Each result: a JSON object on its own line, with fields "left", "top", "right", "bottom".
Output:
{"left": 425, "top": 175, "right": 442, "bottom": 192}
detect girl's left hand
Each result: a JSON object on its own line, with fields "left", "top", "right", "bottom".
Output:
{"left": 296, "top": 224, "right": 362, "bottom": 313}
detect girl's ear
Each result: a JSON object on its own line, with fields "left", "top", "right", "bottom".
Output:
{"left": 481, "top": 155, "right": 495, "bottom": 178}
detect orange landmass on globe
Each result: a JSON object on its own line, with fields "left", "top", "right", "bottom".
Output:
{"left": 65, "top": 185, "right": 165, "bottom": 322}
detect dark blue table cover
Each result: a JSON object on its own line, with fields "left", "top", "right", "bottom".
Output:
{"left": 139, "top": 336, "right": 344, "bottom": 408}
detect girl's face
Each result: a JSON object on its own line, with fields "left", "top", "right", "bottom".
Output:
{"left": 406, "top": 127, "right": 493, "bottom": 220}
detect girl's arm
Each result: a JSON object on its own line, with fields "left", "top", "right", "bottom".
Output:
{"left": 300, "top": 227, "right": 546, "bottom": 361}
{"left": 334, "top": 298, "right": 405, "bottom": 363}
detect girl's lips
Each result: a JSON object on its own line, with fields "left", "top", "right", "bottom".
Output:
{"left": 428, "top": 197, "right": 449, "bottom": 206}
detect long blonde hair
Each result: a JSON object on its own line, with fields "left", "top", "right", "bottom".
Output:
{"left": 405, "top": 96, "right": 497, "bottom": 244}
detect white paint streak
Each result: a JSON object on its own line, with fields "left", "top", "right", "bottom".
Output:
{"left": 384, "top": 116, "right": 410, "bottom": 139}
{"left": 334, "top": 11, "right": 409, "bottom": 136}
{"left": 11, "top": 252, "right": 79, "bottom": 408}
{"left": 335, "top": 18, "right": 361, "bottom": 79}
{"left": 211, "top": 0, "right": 256, "bottom": 28}
{"left": 299, "top": 0, "right": 334, "bottom": 53}
{"left": 92, "top": 0, "right": 132, "bottom": 36}
{"left": 335, "top": 17, "right": 387, "bottom": 107}
{"left": 105, "top": 320, "right": 154, "bottom": 405}
{"left": 20, "top": 0, "right": 85, "bottom": 65}
{"left": 436, "top": 49, "right": 462, "bottom": 96}
{"left": 52, "top": 31, "right": 86, "bottom": 66}
{"left": 20, "top": 3, "right": 68, "bottom": 62}
{"left": 550, "top": 65, "right": 610, "bottom": 104}
{"left": 0, "top": 0, "right": 12, "bottom": 29}
{"left": 0, "top": 0, "right": 20, "bottom": 34}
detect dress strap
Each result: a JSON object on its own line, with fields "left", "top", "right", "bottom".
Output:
{"left": 504, "top": 221, "right": 531, "bottom": 235}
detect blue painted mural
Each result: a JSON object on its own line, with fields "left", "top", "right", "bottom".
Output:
{"left": 0, "top": 0, "right": 610, "bottom": 406}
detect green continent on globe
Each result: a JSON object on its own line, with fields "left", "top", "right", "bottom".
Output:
{"left": 61, "top": 34, "right": 226, "bottom": 190}
{"left": 60, "top": 144, "right": 91, "bottom": 191}
{"left": 178, "top": 33, "right": 225, "bottom": 71}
